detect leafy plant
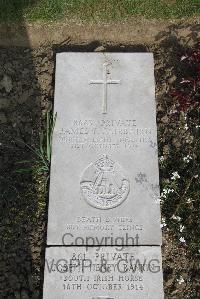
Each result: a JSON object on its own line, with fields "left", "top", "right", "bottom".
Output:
{"left": 159, "top": 42, "right": 200, "bottom": 254}
{"left": 171, "top": 42, "right": 200, "bottom": 112}
{"left": 16, "top": 111, "right": 57, "bottom": 179}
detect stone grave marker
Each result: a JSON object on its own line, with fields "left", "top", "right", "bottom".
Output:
{"left": 43, "top": 53, "right": 164, "bottom": 298}
{"left": 47, "top": 53, "right": 162, "bottom": 246}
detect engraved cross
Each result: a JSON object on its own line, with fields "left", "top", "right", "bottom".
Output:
{"left": 89, "top": 63, "right": 120, "bottom": 114}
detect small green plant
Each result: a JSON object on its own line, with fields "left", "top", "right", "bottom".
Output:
{"left": 16, "top": 111, "right": 57, "bottom": 179}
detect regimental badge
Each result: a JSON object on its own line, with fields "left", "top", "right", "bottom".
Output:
{"left": 80, "top": 155, "right": 130, "bottom": 209}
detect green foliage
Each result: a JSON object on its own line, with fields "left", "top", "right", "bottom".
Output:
{"left": 16, "top": 112, "right": 57, "bottom": 179}
{"left": 0, "top": 0, "right": 199, "bottom": 22}
{"left": 159, "top": 43, "right": 200, "bottom": 254}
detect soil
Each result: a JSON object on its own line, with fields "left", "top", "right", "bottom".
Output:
{"left": 0, "top": 17, "right": 199, "bottom": 48}
{"left": 0, "top": 19, "right": 199, "bottom": 298}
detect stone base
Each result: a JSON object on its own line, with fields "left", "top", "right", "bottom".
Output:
{"left": 43, "top": 246, "right": 164, "bottom": 299}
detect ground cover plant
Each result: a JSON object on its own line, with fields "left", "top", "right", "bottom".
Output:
{"left": 160, "top": 42, "right": 200, "bottom": 254}
{"left": 0, "top": 0, "right": 199, "bottom": 22}
{"left": 157, "top": 41, "right": 200, "bottom": 298}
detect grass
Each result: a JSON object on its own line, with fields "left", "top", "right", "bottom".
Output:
{"left": 0, "top": 0, "right": 199, "bottom": 22}
{"left": 15, "top": 112, "right": 57, "bottom": 181}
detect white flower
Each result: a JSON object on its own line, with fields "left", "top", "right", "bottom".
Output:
{"left": 159, "top": 156, "right": 165, "bottom": 162}
{"left": 194, "top": 174, "right": 198, "bottom": 178}
{"left": 179, "top": 225, "right": 185, "bottom": 232}
{"left": 179, "top": 237, "right": 186, "bottom": 243}
{"left": 187, "top": 198, "right": 192, "bottom": 203}
{"left": 195, "top": 125, "right": 200, "bottom": 128}
{"left": 161, "top": 217, "right": 167, "bottom": 228}
{"left": 161, "top": 188, "right": 174, "bottom": 197}
{"left": 169, "top": 109, "right": 177, "bottom": 115}
{"left": 184, "top": 124, "right": 188, "bottom": 130}
{"left": 172, "top": 214, "right": 181, "bottom": 221}
{"left": 177, "top": 276, "right": 185, "bottom": 284}
{"left": 161, "top": 192, "right": 167, "bottom": 199}
{"left": 168, "top": 188, "right": 174, "bottom": 193}
{"left": 183, "top": 155, "right": 192, "bottom": 163}
{"left": 161, "top": 188, "right": 167, "bottom": 198}
{"left": 171, "top": 171, "right": 180, "bottom": 180}
{"left": 160, "top": 223, "right": 166, "bottom": 228}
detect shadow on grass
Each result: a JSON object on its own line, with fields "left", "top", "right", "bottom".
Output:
{"left": 0, "top": 1, "right": 47, "bottom": 299}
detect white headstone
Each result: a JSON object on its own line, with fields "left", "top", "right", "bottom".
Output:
{"left": 43, "top": 53, "right": 164, "bottom": 299}
{"left": 47, "top": 53, "right": 162, "bottom": 246}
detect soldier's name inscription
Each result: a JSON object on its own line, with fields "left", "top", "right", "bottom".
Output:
{"left": 58, "top": 118, "right": 153, "bottom": 150}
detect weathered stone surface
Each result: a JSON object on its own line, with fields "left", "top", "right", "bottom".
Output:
{"left": 47, "top": 53, "right": 162, "bottom": 246}
{"left": 43, "top": 246, "right": 164, "bottom": 299}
